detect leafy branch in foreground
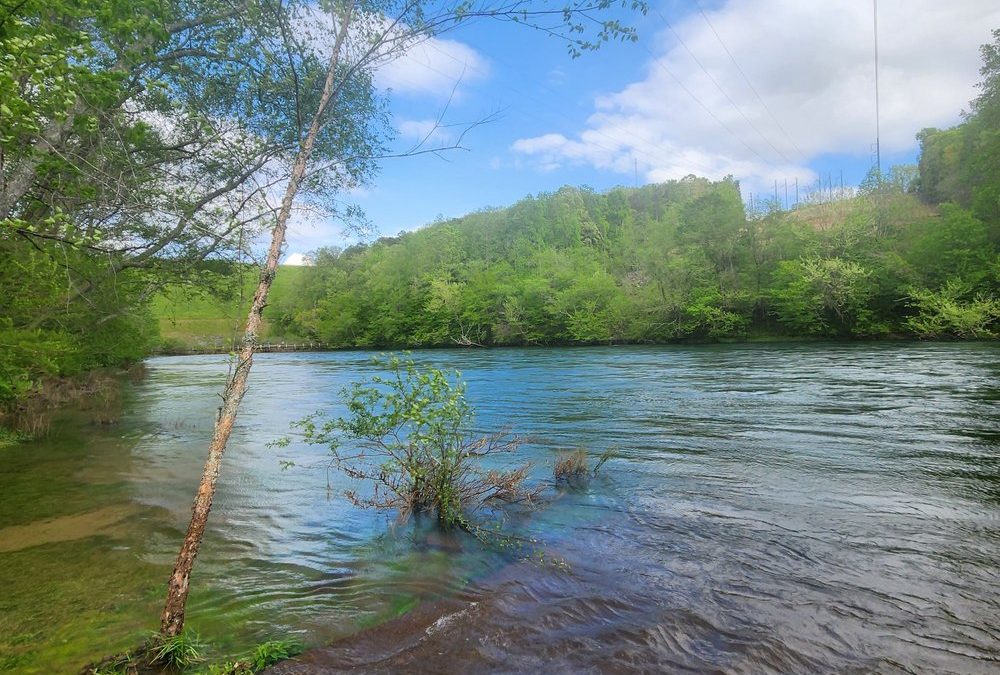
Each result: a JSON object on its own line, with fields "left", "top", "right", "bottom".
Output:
{"left": 296, "top": 355, "right": 539, "bottom": 532}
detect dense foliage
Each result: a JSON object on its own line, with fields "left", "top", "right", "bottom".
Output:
{"left": 268, "top": 30, "right": 1000, "bottom": 348}
{"left": 272, "top": 174, "right": 998, "bottom": 346}
{"left": 0, "top": 0, "right": 386, "bottom": 412}
{"left": 0, "top": 0, "right": 644, "bottom": 418}
{"left": 3, "top": 11, "right": 999, "bottom": 416}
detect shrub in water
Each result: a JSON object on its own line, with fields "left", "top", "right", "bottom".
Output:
{"left": 554, "top": 449, "right": 615, "bottom": 485}
{"left": 554, "top": 450, "right": 589, "bottom": 482}
{"left": 297, "top": 355, "right": 538, "bottom": 530}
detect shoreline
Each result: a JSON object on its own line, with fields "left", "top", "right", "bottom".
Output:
{"left": 147, "top": 334, "right": 996, "bottom": 358}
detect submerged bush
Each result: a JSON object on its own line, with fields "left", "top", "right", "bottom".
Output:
{"left": 554, "top": 449, "right": 614, "bottom": 485}
{"left": 297, "top": 355, "right": 538, "bottom": 530}
{"left": 554, "top": 450, "right": 589, "bottom": 481}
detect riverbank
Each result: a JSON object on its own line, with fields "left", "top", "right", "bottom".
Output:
{"left": 150, "top": 265, "right": 307, "bottom": 354}
{"left": 145, "top": 332, "right": 991, "bottom": 357}
{"left": 0, "top": 365, "right": 144, "bottom": 439}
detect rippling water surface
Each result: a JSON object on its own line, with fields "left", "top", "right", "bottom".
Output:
{"left": 1, "top": 343, "right": 999, "bottom": 673}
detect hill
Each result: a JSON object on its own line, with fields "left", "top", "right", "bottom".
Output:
{"left": 264, "top": 177, "right": 996, "bottom": 346}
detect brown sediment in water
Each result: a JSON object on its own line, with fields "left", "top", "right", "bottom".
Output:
{"left": 263, "top": 555, "right": 648, "bottom": 675}
{"left": 0, "top": 504, "right": 134, "bottom": 552}
{"left": 260, "top": 544, "right": 839, "bottom": 675}
{"left": 264, "top": 596, "right": 476, "bottom": 674}
{"left": 263, "top": 558, "right": 533, "bottom": 675}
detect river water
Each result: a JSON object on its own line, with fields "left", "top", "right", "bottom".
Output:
{"left": 1, "top": 343, "right": 998, "bottom": 673}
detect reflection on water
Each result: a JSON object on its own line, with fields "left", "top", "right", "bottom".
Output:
{"left": 1, "top": 343, "right": 999, "bottom": 673}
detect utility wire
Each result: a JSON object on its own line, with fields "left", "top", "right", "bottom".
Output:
{"left": 693, "top": 0, "right": 809, "bottom": 164}
{"left": 636, "top": 39, "right": 782, "bottom": 171}
{"left": 873, "top": 0, "right": 881, "bottom": 175}
{"left": 654, "top": 7, "right": 795, "bottom": 166}
{"left": 408, "top": 15, "right": 820, "bottom": 185}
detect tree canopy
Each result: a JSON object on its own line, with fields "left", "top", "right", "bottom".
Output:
{"left": 269, "top": 173, "right": 998, "bottom": 347}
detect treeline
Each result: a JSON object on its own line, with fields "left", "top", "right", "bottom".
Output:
{"left": 273, "top": 175, "right": 997, "bottom": 348}
{"left": 271, "top": 32, "right": 1000, "bottom": 348}
{"left": 4, "top": 14, "right": 999, "bottom": 414}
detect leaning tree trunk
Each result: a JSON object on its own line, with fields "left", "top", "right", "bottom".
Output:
{"left": 159, "top": 7, "right": 354, "bottom": 637}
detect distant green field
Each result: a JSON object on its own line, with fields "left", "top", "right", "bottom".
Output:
{"left": 151, "top": 265, "right": 309, "bottom": 352}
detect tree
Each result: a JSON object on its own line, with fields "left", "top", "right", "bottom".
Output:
{"left": 1, "top": 0, "right": 317, "bottom": 282}
{"left": 1, "top": 0, "right": 382, "bottom": 415}
{"left": 907, "top": 279, "right": 1000, "bottom": 339}
{"left": 770, "top": 257, "right": 882, "bottom": 336}
{"left": 158, "top": 0, "right": 647, "bottom": 638}
{"left": 917, "top": 29, "right": 1000, "bottom": 231}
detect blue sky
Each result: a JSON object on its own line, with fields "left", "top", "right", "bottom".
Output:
{"left": 283, "top": 0, "right": 1000, "bottom": 262}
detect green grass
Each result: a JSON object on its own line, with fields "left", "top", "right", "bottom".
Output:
{"left": 249, "top": 639, "right": 303, "bottom": 671}
{"left": 188, "top": 637, "right": 303, "bottom": 674}
{"left": 149, "top": 630, "right": 206, "bottom": 669}
{"left": 82, "top": 633, "right": 304, "bottom": 675}
{"left": 151, "top": 265, "right": 309, "bottom": 352}
{"left": 0, "top": 427, "right": 29, "bottom": 449}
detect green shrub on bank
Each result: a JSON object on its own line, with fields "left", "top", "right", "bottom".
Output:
{"left": 149, "top": 630, "right": 206, "bottom": 670}
{"left": 85, "top": 632, "right": 302, "bottom": 674}
{"left": 907, "top": 280, "right": 1000, "bottom": 338}
{"left": 0, "top": 238, "right": 156, "bottom": 415}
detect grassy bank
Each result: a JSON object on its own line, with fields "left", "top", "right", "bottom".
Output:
{"left": 150, "top": 266, "right": 308, "bottom": 353}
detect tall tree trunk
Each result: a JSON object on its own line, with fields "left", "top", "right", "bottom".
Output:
{"left": 159, "top": 5, "right": 354, "bottom": 637}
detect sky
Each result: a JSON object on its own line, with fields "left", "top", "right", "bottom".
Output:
{"left": 282, "top": 0, "right": 1000, "bottom": 264}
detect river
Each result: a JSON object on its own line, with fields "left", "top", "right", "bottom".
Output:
{"left": 1, "top": 343, "right": 998, "bottom": 673}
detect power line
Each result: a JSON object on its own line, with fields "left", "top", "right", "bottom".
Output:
{"left": 873, "top": 0, "right": 881, "bottom": 175}
{"left": 654, "top": 8, "right": 795, "bottom": 167}
{"left": 693, "top": 0, "right": 809, "bottom": 164}
{"left": 413, "top": 19, "right": 813, "bottom": 187}
{"left": 637, "top": 38, "right": 783, "bottom": 171}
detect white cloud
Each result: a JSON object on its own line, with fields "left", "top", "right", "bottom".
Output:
{"left": 283, "top": 252, "right": 311, "bottom": 266}
{"left": 376, "top": 35, "right": 490, "bottom": 97}
{"left": 511, "top": 0, "right": 1000, "bottom": 194}
{"left": 298, "top": 6, "right": 490, "bottom": 99}
{"left": 282, "top": 205, "right": 356, "bottom": 254}
{"left": 397, "top": 117, "right": 454, "bottom": 145}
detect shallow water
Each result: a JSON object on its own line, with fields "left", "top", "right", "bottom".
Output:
{"left": 1, "top": 343, "right": 999, "bottom": 673}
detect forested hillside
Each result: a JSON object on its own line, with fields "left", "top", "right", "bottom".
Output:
{"left": 270, "top": 172, "right": 997, "bottom": 347}
{"left": 4, "top": 15, "right": 999, "bottom": 421}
